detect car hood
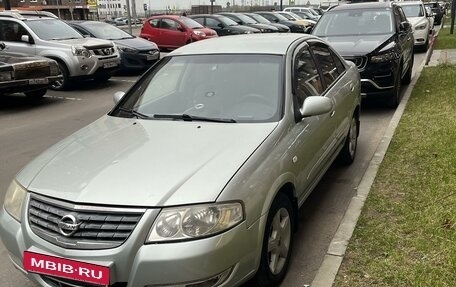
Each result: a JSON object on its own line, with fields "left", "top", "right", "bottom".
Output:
{"left": 407, "top": 17, "right": 427, "bottom": 27}
{"left": 230, "top": 25, "right": 259, "bottom": 32}
{"left": 318, "top": 33, "right": 393, "bottom": 56}
{"left": 18, "top": 116, "right": 277, "bottom": 207}
{"left": 113, "top": 37, "right": 158, "bottom": 50}
{"left": 57, "top": 37, "right": 114, "bottom": 48}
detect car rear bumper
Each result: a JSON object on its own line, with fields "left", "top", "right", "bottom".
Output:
{"left": 0, "top": 75, "right": 62, "bottom": 94}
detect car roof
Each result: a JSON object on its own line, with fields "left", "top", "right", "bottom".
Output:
{"left": 168, "top": 33, "right": 316, "bottom": 56}
{"left": 330, "top": 2, "right": 393, "bottom": 11}
{"left": 188, "top": 14, "right": 225, "bottom": 18}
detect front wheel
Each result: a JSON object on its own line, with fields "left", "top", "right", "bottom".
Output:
{"left": 51, "top": 62, "right": 71, "bottom": 91}
{"left": 254, "top": 193, "right": 294, "bottom": 287}
{"left": 387, "top": 66, "right": 402, "bottom": 109}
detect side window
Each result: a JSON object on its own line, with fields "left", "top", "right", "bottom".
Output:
{"left": 205, "top": 18, "right": 220, "bottom": 29}
{"left": 331, "top": 49, "right": 346, "bottom": 75}
{"left": 294, "top": 46, "right": 324, "bottom": 108}
{"left": 0, "top": 21, "right": 29, "bottom": 42}
{"left": 160, "top": 19, "right": 179, "bottom": 31}
{"left": 310, "top": 43, "right": 342, "bottom": 89}
{"left": 192, "top": 17, "right": 205, "bottom": 26}
{"left": 261, "top": 14, "right": 275, "bottom": 22}
{"left": 149, "top": 19, "right": 159, "bottom": 28}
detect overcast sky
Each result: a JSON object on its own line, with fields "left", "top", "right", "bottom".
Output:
{"left": 147, "top": 0, "right": 323, "bottom": 11}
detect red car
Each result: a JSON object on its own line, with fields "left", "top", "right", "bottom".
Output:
{"left": 140, "top": 15, "right": 218, "bottom": 50}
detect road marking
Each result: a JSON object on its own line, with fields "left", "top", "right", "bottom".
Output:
{"left": 43, "top": 96, "right": 82, "bottom": 101}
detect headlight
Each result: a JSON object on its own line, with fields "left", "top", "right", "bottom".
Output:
{"left": 193, "top": 30, "right": 206, "bottom": 37}
{"left": 415, "top": 23, "right": 427, "bottom": 30}
{"left": 371, "top": 50, "right": 398, "bottom": 63}
{"left": 244, "top": 30, "right": 253, "bottom": 34}
{"left": 146, "top": 202, "right": 244, "bottom": 243}
{"left": 0, "top": 71, "right": 13, "bottom": 81}
{"left": 118, "top": 46, "right": 138, "bottom": 53}
{"left": 4, "top": 180, "right": 27, "bottom": 222}
{"left": 71, "top": 46, "right": 91, "bottom": 58}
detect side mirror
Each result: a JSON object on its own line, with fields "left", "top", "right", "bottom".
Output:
{"left": 0, "top": 42, "right": 5, "bottom": 50}
{"left": 21, "top": 35, "right": 31, "bottom": 43}
{"left": 113, "top": 91, "right": 125, "bottom": 104}
{"left": 399, "top": 21, "right": 411, "bottom": 32}
{"left": 300, "top": 96, "right": 333, "bottom": 118}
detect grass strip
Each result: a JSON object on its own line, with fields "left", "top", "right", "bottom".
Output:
{"left": 435, "top": 17, "right": 456, "bottom": 50}
{"left": 334, "top": 65, "right": 456, "bottom": 287}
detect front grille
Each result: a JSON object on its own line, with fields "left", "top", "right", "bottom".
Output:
{"left": 28, "top": 194, "right": 145, "bottom": 250}
{"left": 344, "top": 56, "right": 368, "bottom": 71}
{"left": 14, "top": 63, "right": 50, "bottom": 80}
{"left": 91, "top": 47, "right": 115, "bottom": 56}
{"left": 42, "top": 276, "right": 127, "bottom": 287}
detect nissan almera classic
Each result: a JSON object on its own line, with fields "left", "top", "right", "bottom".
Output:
{"left": 1, "top": 34, "right": 361, "bottom": 287}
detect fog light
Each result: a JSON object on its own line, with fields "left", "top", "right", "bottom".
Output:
{"left": 80, "top": 65, "right": 89, "bottom": 70}
{"left": 145, "top": 267, "right": 232, "bottom": 287}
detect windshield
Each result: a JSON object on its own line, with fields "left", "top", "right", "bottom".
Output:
{"left": 114, "top": 54, "right": 283, "bottom": 123}
{"left": 81, "top": 22, "right": 132, "bottom": 40}
{"left": 401, "top": 5, "right": 425, "bottom": 17}
{"left": 218, "top": 15, "right": 239, "bottom": 26}
{"left": 246, "top": 13, "right": 271, "bottom": 24}
{"left": 234, "top": 14, "right": 257, "bottom": 24}
{"left": 180, "top": 17, "right": 204, "bottom": 29}
{"left": 278, "top": 13, "right": 295, "bottom": 21}
{"left": 313, "top": 8, "right": 394, "bottom": 36}
{"left": 26, "top": 19, "right": 83, "bottom": 40}
{"left": 271, "top": 13, "right": 289, "bottom": 21}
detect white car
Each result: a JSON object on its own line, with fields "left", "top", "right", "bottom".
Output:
{"left": 397, "top": 1, "right": 431, "bottom": 51}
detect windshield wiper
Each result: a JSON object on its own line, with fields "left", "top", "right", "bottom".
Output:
{"left": 53, "top": 37, "right": 79, "bottom": 40}
{"left": 153, "top": 114, "right": 236, "bottom": 123}
{"left": 118, "top": 107, "right": 151, "bottom": 119}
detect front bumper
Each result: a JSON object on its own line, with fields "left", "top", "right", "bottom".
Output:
{"left": 0, "top": 194, "right": 263, "bottom": 287}
{"left": 119, "top": 50, "right": 160, "bottom": 71}
{"left": 413, "top": 28, "right": 429, "bottom": 46}
{"left": 67, "top": 55, "right": 121, "bottom": 78}
{"left": 358, "top": 60, "right": 399, "bottom": 97}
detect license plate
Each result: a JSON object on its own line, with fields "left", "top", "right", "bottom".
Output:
{"left": 103, "top": 62, "right": 118, "bottom": 69}
{"left": 23, "top": 251, "right": 110, "bottom": 286}
{"left": 147, "top": 54, "right": 157, "bottom": 61}
{"left": 29, "top": 78, "right": 48, "bottom": 85}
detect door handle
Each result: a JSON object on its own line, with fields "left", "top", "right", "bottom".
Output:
{"left": 330, "top": 110, "right": 336, "bottom": 118}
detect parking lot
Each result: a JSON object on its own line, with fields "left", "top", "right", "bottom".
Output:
{"left": 0, "top": 47, "right": 427, "bottom": 286}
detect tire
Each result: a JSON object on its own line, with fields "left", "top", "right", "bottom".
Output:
{"left": 401, "top": 54, "right": 414, "bottom": 85}
{"left": 25, "top": 88, "right": 47, "bottom": 99}
{"left": 254, "top": 193, "right": 294, "bottom": 287}
{"left": 51, "top": 62, "right": 71, "bottom": 91}
{"left": 337, "top": 115, "right": 359, "bottom": 165}
{"left": 387, "top": 66, "right": 402, "bottom": 109}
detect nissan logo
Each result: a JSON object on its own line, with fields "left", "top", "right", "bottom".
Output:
{"left": 103, "top": 48, "right": 112, "bottom": 55}
{"left": 58, "top": 214, "right": 81, "bottom": 237}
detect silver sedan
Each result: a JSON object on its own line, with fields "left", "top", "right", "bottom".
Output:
{"left": 1, "top": 34, "right": 361, "bottom": 287}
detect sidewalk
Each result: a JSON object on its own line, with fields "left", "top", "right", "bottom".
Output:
{"left": 427, "top": 49, "right": 456, "bottom": 66}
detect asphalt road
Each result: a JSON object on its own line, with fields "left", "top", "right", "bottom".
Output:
{"left": 0, "top": 51, "right": 427, "bottom": 286}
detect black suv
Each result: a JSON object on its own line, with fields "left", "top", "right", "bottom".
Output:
{"left": 312, "top": 2, "right": 414, "bottom": 107}
{"left": 0, "top": 43, "right": 61, "bottom": 98}
{"left": 424, "top": 2, "right": 444, "bottom": 25}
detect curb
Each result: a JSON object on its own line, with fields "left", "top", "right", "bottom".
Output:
{"left": 310, "top": 39, "right": 435, "bottom": 287}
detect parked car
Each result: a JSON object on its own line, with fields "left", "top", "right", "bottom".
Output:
{"left": 283, "top": 7, "right": 321, "bottom": 19}
{"left": 68, "top": 21, "right": 160, "bottom": 71}
{"left": 254, "top": 11, "right": 308, "bottom": 33}
{"left": 0, "top": 10, "right": 120, "bottom": 90}
{"left": 217, "top": 12, "right": 279, "bottom": 33}
{"left": 292, "top": 10, "right": 319, "bottom": 24}
{"left": 312, "top": 2, "right": 414, "bottom": 108}
{"left": 188, "top": 14, "right": 260, "bottom": 36}
{"left": 113, "top": 17, "right": 128, "bottom": 26}
{"left": 424, "top": 2, "right": 444, "bottom": 25}
{"left": 396, "top": 1, "right": 432, "bottom": 52}
{"left": 0, "top": 33, "right": 361, "bottom": 287}
{"left": 243, "top": 12, "right": 291, "bottom": 32}
{"left": 0, "top": 42, "right": 61, "bottom": 98}
{"left": 277, "top": 11, "right": 316, "bottom": 29}
{"left": 140, "top": 15, "right": 218, "bottom": 50}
